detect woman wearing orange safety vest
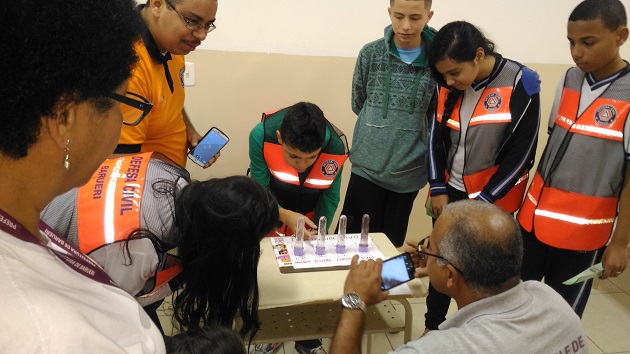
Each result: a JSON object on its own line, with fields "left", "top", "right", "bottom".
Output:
{"left": 42, "top": 153, "right": 278, "bottom": 340}
{"left": 423, "top": 21, "right": 541, "bottom": 333}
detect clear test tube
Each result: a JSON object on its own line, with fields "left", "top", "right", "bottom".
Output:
{"left": 336, "top": 215, "right": 347, "bottom": 254}
{"left": 294, "top": 216, "right": 305, "bottom": 256}
{"left": 315, "top": 216, "right": 327, "bottom": 256}
{"left": 359, "top": 214, "right": 370, "bottom": 252}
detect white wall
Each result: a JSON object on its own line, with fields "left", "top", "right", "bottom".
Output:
{"left": 205, "top": 0, "right": 630, "bottom": 64}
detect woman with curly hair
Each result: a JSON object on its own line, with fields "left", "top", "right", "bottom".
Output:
{"left": 0, "top": 0, "right": 165, "bottom": 351}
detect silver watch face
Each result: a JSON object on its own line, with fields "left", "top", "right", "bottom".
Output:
{"left": 342, "top": 292, "right": 361, "bottom": 308}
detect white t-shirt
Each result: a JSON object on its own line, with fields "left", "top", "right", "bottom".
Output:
{"left": 0, "top": 228, "right": 165, "bottom": 353}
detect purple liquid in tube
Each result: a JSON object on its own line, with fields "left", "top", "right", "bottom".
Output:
{"left": 315, "top": 216, "right": 327, "bottom": 256}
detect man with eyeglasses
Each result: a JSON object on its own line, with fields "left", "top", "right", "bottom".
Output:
{"left": 330, "top": 200, "right": 587, "bottom": 354}
{"left": 114, "top": 0, "right": 219, "bottom": 169}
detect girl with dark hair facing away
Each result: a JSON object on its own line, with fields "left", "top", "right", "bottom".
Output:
{"left": 420, "top": 20, "right": 541, "bottom": 333}
{"left": 42, "top": 155, "right": 279, "bottom": 342}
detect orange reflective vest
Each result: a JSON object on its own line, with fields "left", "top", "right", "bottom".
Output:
{"left": 436, "top": 86, "right": 529, "bottom": 213}
{"left": 261, "top": 107, "right": 348, "bottom": 236}
{"left": 76, "top": 153, "right": 182, "bottom": 296}
{"left": 263, "top": 143, "right": 347, "bottom": 189}
{"left": 518, "top": 70, "right": 630, "bottom": 251}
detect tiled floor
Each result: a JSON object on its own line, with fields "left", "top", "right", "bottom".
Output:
{"left": 158, "top": 271, "right": 630, "bottom": 354}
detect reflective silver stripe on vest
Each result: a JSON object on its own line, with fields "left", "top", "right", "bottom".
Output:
{"left": 469, "top": 113, "right": 512, "bottom": 124}
{"left": 526, "top": 192, "right": 538, "bottom": 205}
{"left": 446, "top": 119, "right": 460, "bottom": 129}
{"left": 304, "top": 178, "right": 333, "bottom": 186}
{"left": 269, "top": 170, "right": 299, "bottom": 183}
{"left": 572, "top": 124, "right": 623, "bottom": 139}
{"left": 535, "top": 209, "right": 615, "bottom": 225}
{"left": 104, "top": 158, "right": 125, "bottom": 245}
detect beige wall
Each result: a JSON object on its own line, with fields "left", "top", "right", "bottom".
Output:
{"left": 183, "top": 50, "right": 571, "bottom": 245}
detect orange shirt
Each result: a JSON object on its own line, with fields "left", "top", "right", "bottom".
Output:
{"left": 119, "top": 40, "right": 188, "bottom": 167}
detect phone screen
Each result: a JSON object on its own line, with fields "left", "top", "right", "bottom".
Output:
{"left": 188, "top": 128, "right": 229, "bottom": 166}
{"left": 381, "top": 253, "right": 415, "bottom": 291}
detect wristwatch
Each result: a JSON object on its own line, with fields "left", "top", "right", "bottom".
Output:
{"left": 341, "top": 292, "right": 367, "bottom": 313}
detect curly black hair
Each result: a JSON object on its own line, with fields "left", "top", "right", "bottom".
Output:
{"left": 0, "top": 0, "right": 143, "bottom": 158}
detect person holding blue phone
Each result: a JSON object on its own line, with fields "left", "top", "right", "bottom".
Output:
{"left": 248, "top": 102, "right": 348, "bottom": 354}
{"left": 114, "top": 0, "right": 220, "bottom": 169}
{"left": 188, "top": 127, "right": 229, "bottom": 167}
{"left": 331, "top": 201, "right": 587, "bottom": 354}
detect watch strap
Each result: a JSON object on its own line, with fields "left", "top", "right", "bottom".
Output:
{"left": 341, "top": 292, "right": 367, "bottom": 313}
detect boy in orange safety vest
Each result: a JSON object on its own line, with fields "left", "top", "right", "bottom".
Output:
{"left": 517, "top": 0, "right": 630, "bottom": 317}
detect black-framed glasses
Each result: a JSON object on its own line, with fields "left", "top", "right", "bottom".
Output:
{"left": 165, "top": 0, "right": 216, "bottom": 33}
{"left": 106, "top": 92, "right": 152, "bottom": 126}
{"left": 416, "top": 237, "right": 465, "bottom": 276}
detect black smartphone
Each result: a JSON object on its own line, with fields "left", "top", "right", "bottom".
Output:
{"left": 381, "top": 253, "right": 415, "bottom": 291}
{"left": 188, "top": 127, "right": 229, "bottom": 167}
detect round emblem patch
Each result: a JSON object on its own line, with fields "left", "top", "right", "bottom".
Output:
{"left": 594, "top": 105, "right": 617, "bottom": 126}
{"left": 483, "top": 93, "right": 502, "bottom": 111}
{"left": 321, "top": 160, "right": 339, "bottom": 178}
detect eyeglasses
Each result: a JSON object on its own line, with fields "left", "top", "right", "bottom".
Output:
{"left": 416, "top": 236, "right": 465, "bottom": 276}
{"left": 106, "top": 92, "right": 152, "bottom": 126}
{"left": 165, "top": 0, "right": 216, "bottom": 33}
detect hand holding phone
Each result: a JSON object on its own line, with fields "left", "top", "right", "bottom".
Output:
{"left": 380, "top": 253, "right": 416, "bottom": 291}
{"left": 188, "top": 127, "right": 229, "bottom": 167}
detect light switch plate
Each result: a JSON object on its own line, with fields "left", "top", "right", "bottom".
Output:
{"left": 184, "top": 62, "right": 195, "bottom": 87}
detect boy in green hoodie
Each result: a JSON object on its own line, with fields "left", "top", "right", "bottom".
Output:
{"left": 340, "top": 0, "right": 436, "bottom": 247}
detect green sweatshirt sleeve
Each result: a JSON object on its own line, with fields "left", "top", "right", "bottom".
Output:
{"left": 315, "top": 167, "right": 343, "bottom": 232}
{"left": 248, "top": 122, "right": 270, "bottom": 189}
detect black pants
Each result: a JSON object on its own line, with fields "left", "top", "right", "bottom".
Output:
{"left": 520, "top": 226, "right": 603, "bottom": 317}
{"left": 339, "top": 173, "right": 419, "bottom": 247}
{"left": 424, "top": 185, "right": 467, "bottom": 330}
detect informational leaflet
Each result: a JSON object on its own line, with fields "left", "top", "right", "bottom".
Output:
{"left": 270, "top": 233, "right": 386, "bottom": 270}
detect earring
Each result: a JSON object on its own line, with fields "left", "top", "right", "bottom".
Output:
{"left": 64, "top": 139, "right": 71, "bottom": 170}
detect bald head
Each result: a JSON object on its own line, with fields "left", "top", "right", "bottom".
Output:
{"left": 437, "top": 200, "right": 523, "bottom": 295}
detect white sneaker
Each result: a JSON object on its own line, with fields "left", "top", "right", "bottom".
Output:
{"left": 252, "top": 342, "right": 282, "bottom": 354}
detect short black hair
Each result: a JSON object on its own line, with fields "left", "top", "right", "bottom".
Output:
{"left": 279, "top": 102, "right": 327, "bottom": 153}
{"left": 0, "top": 0, "right": 143, "bottom": 158}
{"left": 570, "top": 0, "right": 627, "bottom": 31}
{"left": 165, "top": 324, "right": 246, "bottom": 354}
{"left": 389, "top": 0, "right": 432, "bottom": 10}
